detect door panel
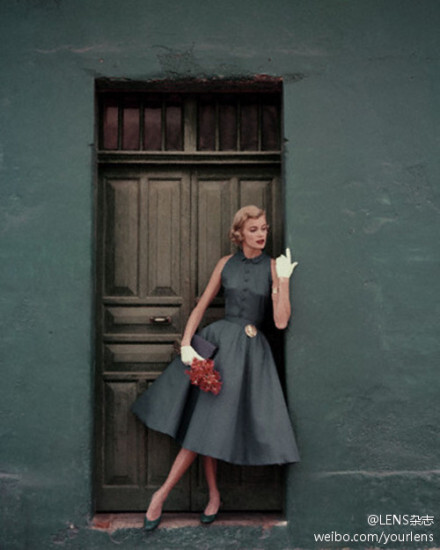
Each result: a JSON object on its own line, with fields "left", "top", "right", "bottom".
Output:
{"left": 104, "top": 178, "right": 140, "bottom": 296}
{"left": 146, "top": 177, "right": 188, "bottom": 297}
{"left": 103, "top": 305, "right": 183, "bottom": 340}
{"left": 102, "top": 380, "right": 140, "bottom": 486}
{"left": 196, "top": 176, "right": 236, "bottom": 294}
{"left": 95, "top": 164, "right": 284, "bottom": 512}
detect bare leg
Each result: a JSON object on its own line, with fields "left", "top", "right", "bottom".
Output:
{"left": 146, "top": 447, "right": 197, "bottom": 520}
{"left": 202, "top": 456, "right": 221, "bottom": 515}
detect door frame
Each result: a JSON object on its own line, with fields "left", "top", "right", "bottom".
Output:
{"left": 94, "top": 84, "right": 287, "bottom": 513}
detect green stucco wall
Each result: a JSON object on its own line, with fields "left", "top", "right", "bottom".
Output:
{"left": 1, "top": 1, "right": 439, "bottom": 548}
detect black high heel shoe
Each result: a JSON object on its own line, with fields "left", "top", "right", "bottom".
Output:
{"left": 200, "top": 511, "right": 218, "bottom": 524}
{"left": 200, "top": 500, "right": 223, "bottom": 524}
{"left": 144, "top": 514, "right": 162, "bottom": 531}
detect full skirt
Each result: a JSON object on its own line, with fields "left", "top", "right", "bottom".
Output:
{"left": 131, "top": 319, "right": 300, "bottom": 465}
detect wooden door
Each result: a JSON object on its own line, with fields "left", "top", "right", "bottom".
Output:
{"left": 95, "top": 163, "right": 284, "bottom": 512}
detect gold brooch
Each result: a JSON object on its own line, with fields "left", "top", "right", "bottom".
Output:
{"left": 245, "top": 324, "right": 258, "bottom": 338}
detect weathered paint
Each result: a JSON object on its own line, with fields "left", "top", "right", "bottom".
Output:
{"left": 1, "top": 1, "right": 439, "bottom": 548}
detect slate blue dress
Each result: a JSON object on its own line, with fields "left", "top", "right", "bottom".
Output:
{"left": 131, "top": 250, "right": 300, "bottom": 465}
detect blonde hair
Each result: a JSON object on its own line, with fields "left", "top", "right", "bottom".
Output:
{"left": 229, "top": 205, "right": 267, "bottom": 245}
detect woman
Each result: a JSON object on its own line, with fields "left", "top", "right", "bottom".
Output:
{"left": 131, "top": 205, "right": 300, "bottom": 530}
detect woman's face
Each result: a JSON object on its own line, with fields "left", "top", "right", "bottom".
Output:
{"left": 241, "top": 215, "right": 268, "bottom": 252}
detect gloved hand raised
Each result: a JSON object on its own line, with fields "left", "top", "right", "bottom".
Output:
{"left": 181, "top": 345, "right": 204, "bottom": 366}
{"left": 275, "top": 248, "right": 298, "bottom": 279}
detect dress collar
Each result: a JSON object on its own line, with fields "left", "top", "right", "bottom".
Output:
{"left": 237, "top": 249, "right": 266, "bottom": 264}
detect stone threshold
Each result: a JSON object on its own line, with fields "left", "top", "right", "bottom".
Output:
{"left": 92, "top": 512, "right": 287, "bottom": 532}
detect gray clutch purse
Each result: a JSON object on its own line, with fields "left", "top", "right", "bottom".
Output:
{"left": 191, "top": 334, "right": 217, "bottom": 359}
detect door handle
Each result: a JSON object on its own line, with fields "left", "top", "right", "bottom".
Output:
{"left": 150, "top": 316, "right": 171, "bottom": 325}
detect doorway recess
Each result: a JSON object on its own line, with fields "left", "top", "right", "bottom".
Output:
{"left": 94, "top": 78, "right": 286, "bottom": 513}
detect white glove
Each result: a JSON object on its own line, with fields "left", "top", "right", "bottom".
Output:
{"left": 275, "top": 248, "right": 298, "bottom": 279}
{"left": 181, "top": 345, "right": 203, "bottom": 366}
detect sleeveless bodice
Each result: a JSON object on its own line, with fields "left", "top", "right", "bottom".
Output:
{"left": 221, "top": 250, "right": 272, "bottom": 328}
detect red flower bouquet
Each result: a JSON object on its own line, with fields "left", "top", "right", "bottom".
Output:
{"left": 185, "top": 358, "right": 222, "bottom": 395}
